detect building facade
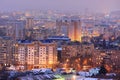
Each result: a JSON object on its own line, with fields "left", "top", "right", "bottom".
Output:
{"left": 56, "top": 17, "right": 82, "bottom": 42}
{"left": 0, "top": 37, "right": 13, "bottom": 66}
{"left": 60, "top": 42, "right": 94, "bottom": 70}
{"left": 15, "top": 41, "right": 57, "bottom": 70}
{"left": 69, "top": 19, "right": 82, "bottom": 42}
{"left": 92, "top": 49, "right": 120, "bottom": 72}
{"left": 25, "top": 17, "right": 34, "bottom": 29}
{"left": 7, "top": 20, "right": 25, "bottom": 40}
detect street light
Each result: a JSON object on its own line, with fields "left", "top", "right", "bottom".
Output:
{"left": 72, "top": 75, "right": 76, "bottom": 80}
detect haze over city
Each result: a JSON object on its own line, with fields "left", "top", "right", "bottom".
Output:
{"left": 0, "top": 0, "right": 120, "bottom": 13}
{"left": 0, "top": 0, "right": 120, "bottom": 80}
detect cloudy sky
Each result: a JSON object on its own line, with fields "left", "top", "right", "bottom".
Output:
{"left": 0, "top": 0, "right": 120, "bottom": 13}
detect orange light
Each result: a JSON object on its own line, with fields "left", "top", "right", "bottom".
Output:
{"left": 49, "top": 61, "right": 53, "bottom": 64}
{"left": 83, "top": 59, "right": 87, "bottom": 65}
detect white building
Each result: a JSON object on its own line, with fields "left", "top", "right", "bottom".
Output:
{"left": 15, "top": 40, "right": 57, "bottom": 70}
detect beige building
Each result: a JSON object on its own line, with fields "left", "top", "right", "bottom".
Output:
{"left": 56, "top": 18, "right": 82, "bottom": 42}
{"left": 0, "top": 37, "right": 13, "bottom": 66}
{"left": 69, "top": 19, "right": 82, "bottom": 42}
{"left": 15, "top": 41, "right": 57, "bottom": 70}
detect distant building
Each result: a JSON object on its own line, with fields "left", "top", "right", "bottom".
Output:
{"left": 6, "top": 20, "right": 25, "bottom": 40}
{"left": 25, "top": 17, "right": 34, "bottom": 39}
{"left": 56, "top": 17, "right": 82, "bottom": 42}
{"left": 69, "top": 19, "right": 82, "bottom": 41}
{"left": 25, "top": 17, "right": 34, "bottom": 29}
{"left": 56, "top": 18, "right": 69, "bottom": 36}
{"left": 31, "top": 27, "right": 51, "bottom": 40}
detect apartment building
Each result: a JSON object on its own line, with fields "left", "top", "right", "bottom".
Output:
{"left": 15, "top": 40, "right": 57, "bottom": 70}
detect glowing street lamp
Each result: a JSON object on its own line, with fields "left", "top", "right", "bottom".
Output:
{"left": 72, "top": 75, "right": 76, "bottom": 80}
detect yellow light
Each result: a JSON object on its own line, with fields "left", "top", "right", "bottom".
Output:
{"left": 49, "top": 61, "right": 53, "bottom": 64}
{"left": 72, "top": 75, "right": 76, "bottom": 80}
{"left": 83, "top": 59, "right": 87, "bottom": 65}
{"left": 66, "top": 59, "right": 69, "bottom": 62}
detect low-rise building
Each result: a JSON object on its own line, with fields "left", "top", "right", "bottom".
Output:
{"left": 93, "top": 49, "right": 120, "bottom": 72}
{"left": 60, "top": 42, "right": 94, "bottom": 70}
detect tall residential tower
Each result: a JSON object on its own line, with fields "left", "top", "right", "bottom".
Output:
{"left": 56, "top": 17, "right": 82, "bottom": 42}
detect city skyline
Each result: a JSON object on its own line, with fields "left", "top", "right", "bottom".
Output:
{"left": 0, "top": 0, "right": 120, "bottom": 79}
{"left": 0, "top": 0, "right": 120, "bottom": 13}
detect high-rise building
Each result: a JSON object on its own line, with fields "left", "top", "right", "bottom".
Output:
{"left": 0, "top": 37, "right": 13, "bottom": 66}
{"left": 7, "top": 21, "right": 25, "bottom": 40}
{"left": 56, "top": 17, "right": 82, "bottom": 42}
{"left": 56, "top": 17, "right": 69, "bottom": 36}
{"left": 69, "top": 19, "right": 82, "bottom": 41}
{"left": 25, "top": 17, "right": 34, "bottom": 29}
{"left": 25, "top": 17, "right": 34, "bottom": 39}
{"left": 15, "top": 40, "right": 57, "bottom": 70}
